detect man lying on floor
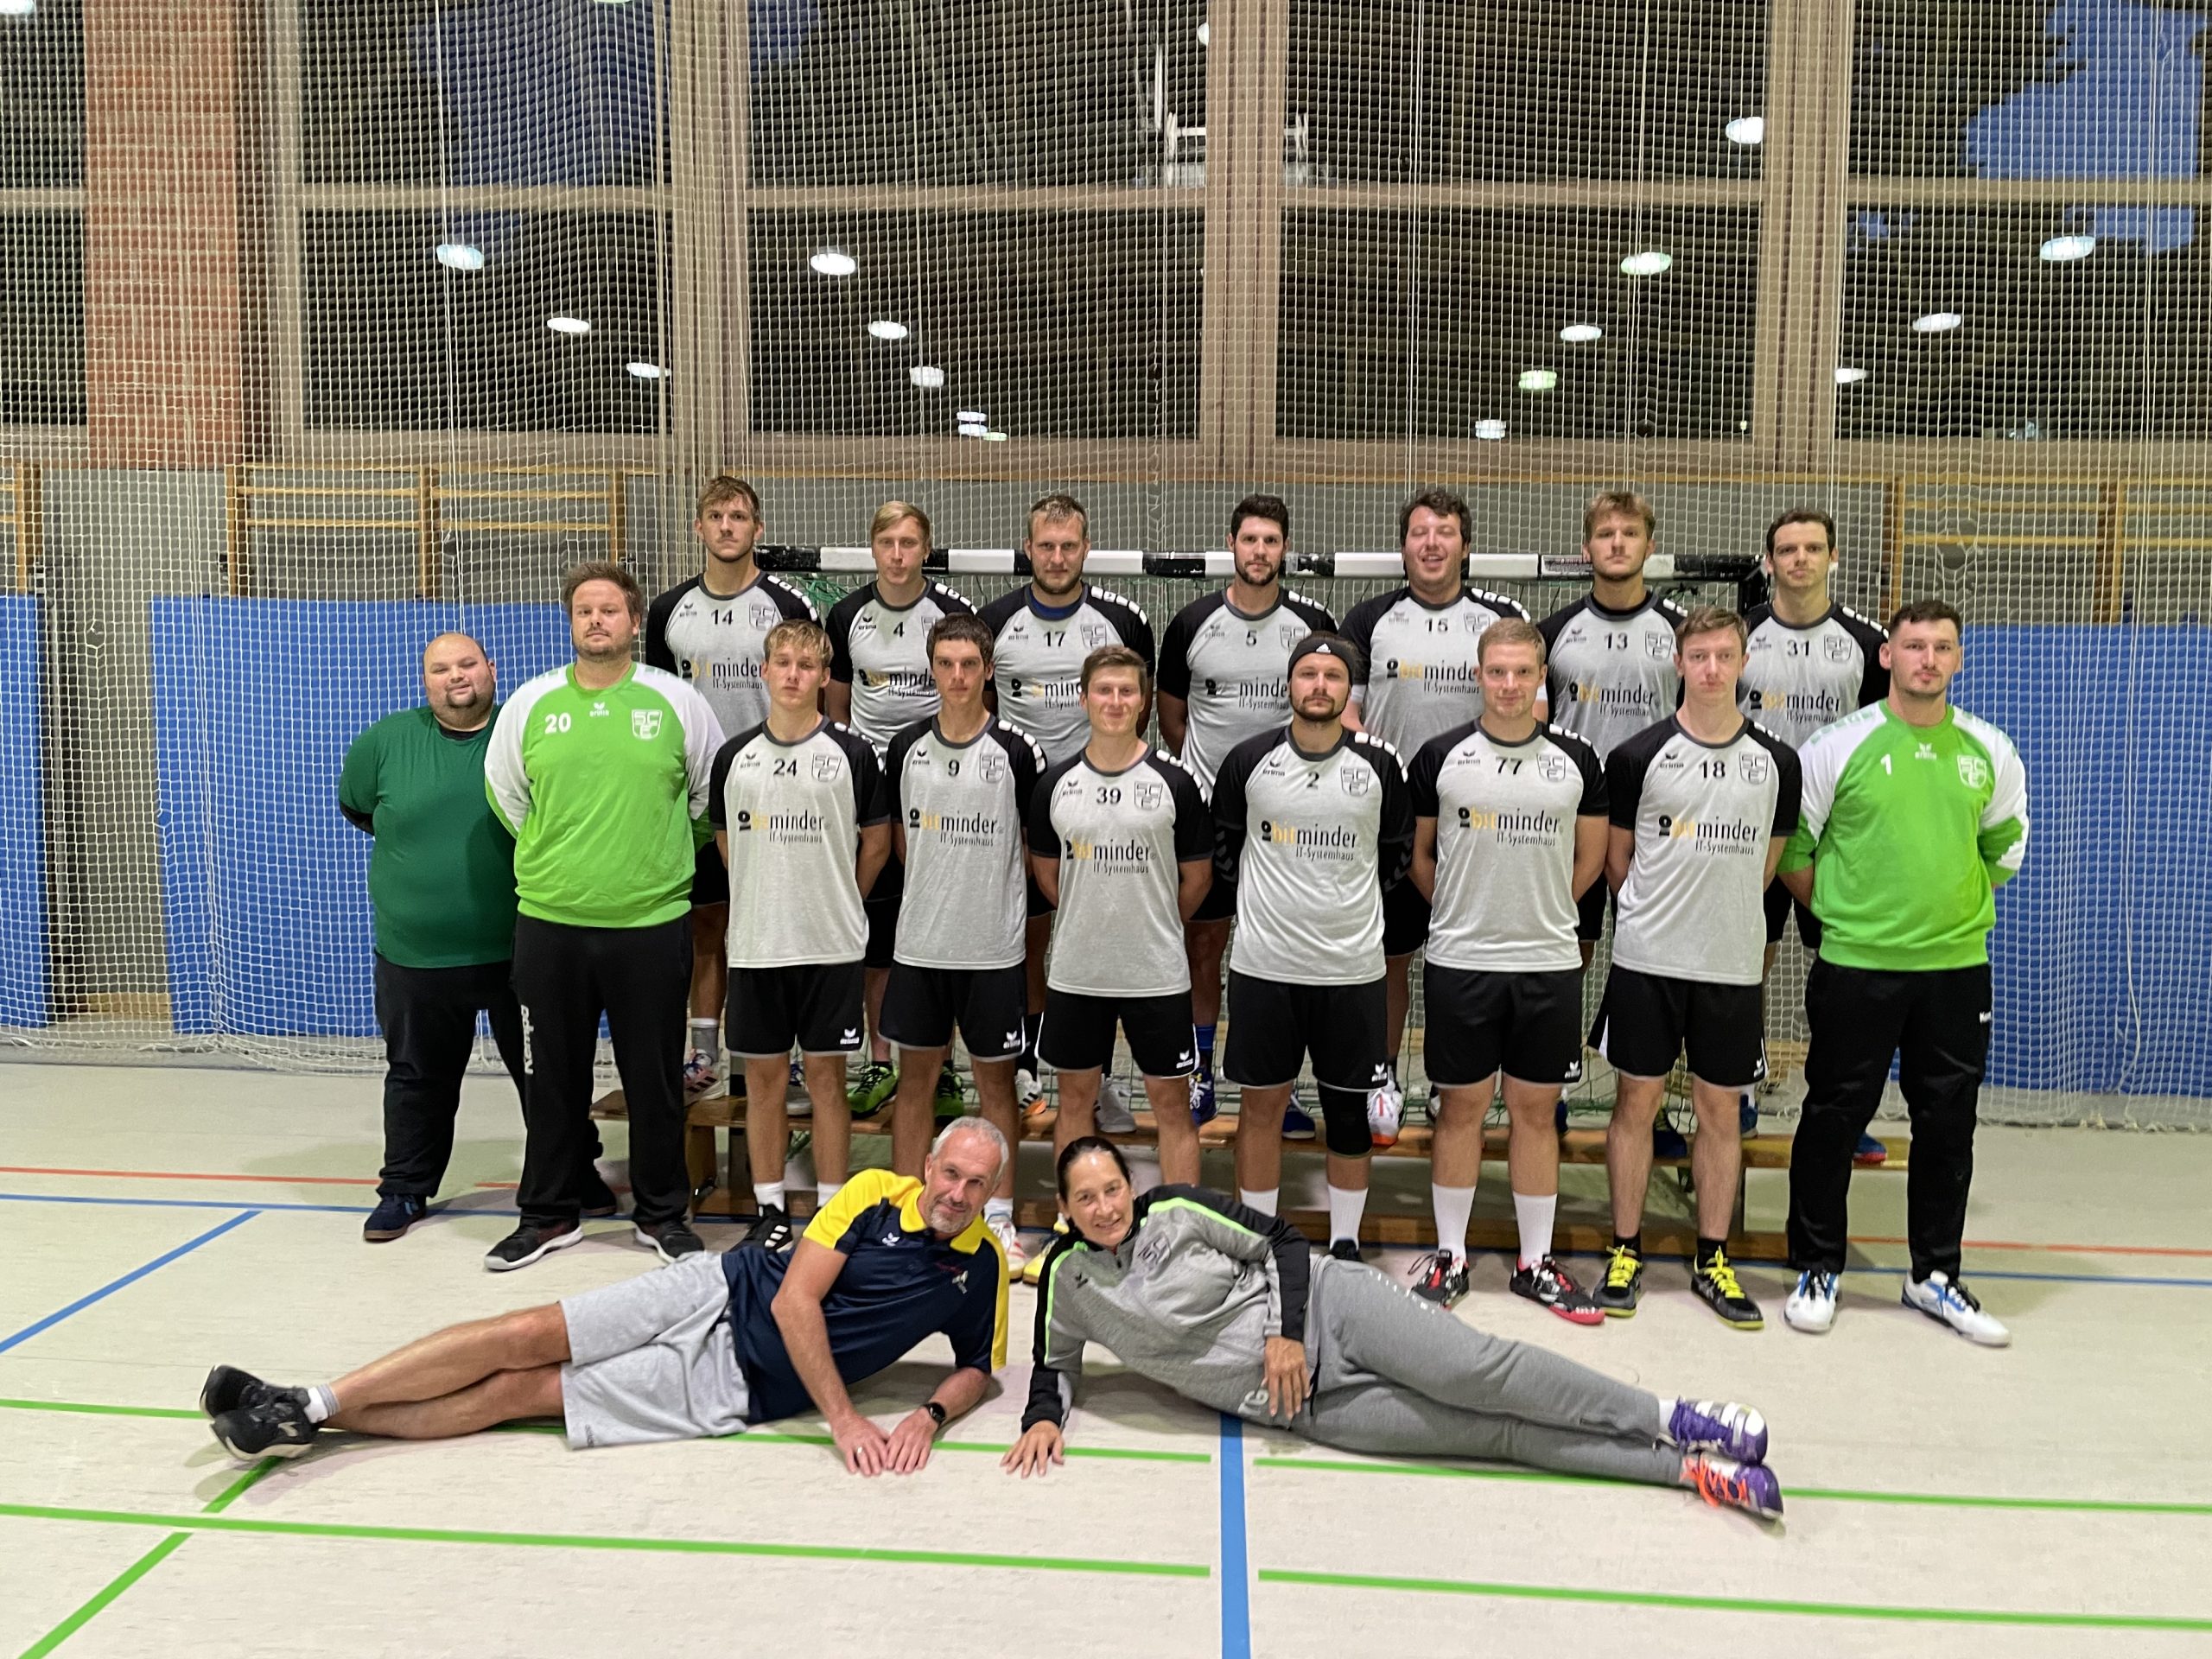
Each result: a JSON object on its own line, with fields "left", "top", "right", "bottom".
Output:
{"left": 203, "top": 1119, "right": 1010, "bottom": 1477}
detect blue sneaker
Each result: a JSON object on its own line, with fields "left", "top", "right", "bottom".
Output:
{"left": 1652, "top": 1121, "right": 1690, "bottom": 1159}
{"left": 1668, "top": 1398, "right": 1770, "bottom": 1465}
{"left": 1189, "top": 1071, "right": 1217, "bottom": 1127}
{"left": 1854, "top": 1131, "right": 1888, "bottom": 1165}
{"left": 362, "top": 1193, "right": 428, "bottom": 1243}
{"left": 1738, "top": 1092, "right": 1759, "bottom": 1136}
{"left": 1554, "top": 1096, "right": 1569, "bottom": 1135}
{"left": 1281, "top": 1100, "right": 1318, "bottom": 1141}
{"left": 1688, "top": 1455, "right": 1783, "bottom": 1521}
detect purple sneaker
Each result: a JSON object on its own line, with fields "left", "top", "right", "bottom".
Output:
{"left": 1669, "top": 1398, "right": 1770, "bottom": 1465}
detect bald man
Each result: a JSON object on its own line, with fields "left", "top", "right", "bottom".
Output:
{"left": 340, "top": 634, "right": 613, "bottom": 1244}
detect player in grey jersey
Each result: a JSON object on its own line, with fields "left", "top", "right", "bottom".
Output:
{"left": 978, "top": 494, "right": 1157, "bottom": 1116}
{"left": 1027, "top": 645, "right": 1212, "bottom": 1188}
{"left": 1339, "top": 489, "right": 1532, "bottom": 1129}
{"left": 880, "top": 613, "right": 1045, "bottom": 1270}
{"left": 825, "top": 500, "right": 978, "bottom": 1118}
{"left": 1406, "top": 619, "right": 1609, "bottom": 1319}
{"left": 1211, "top": 633, "right": 1412, "bottom": 1261}
{"left": 1741, "top": 506, "right": 1891, "bottom": 1162}
{"left": 1591, "top": 607, "right": 1800, "bottom": 1332}
{"left": 709, "top": 619, "right": 890, "bottom": 1254}
{"left": 1536, "top": 490, "right": 1688, "bottom": 964}
{"left": 645, "top": 475, "right": 819, "bottom": 1100}
{"left": 1155, "top": 493, "right": 1336, "bottom": 1125}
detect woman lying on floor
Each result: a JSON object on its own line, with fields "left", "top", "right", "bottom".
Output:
{"left": 1001, "top": 1138, "right": 1782, "bottom": 1520}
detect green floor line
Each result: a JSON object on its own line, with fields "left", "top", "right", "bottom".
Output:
{"left": 15, "top": 1460, "right": 275, "bottom": 1659}
{"left": 0, "top": 1396, "right": 1209, "bottom": 1465}
{"left": 0, "top": 1501, "right": 1209, "bottom": 1581}
{"left": 1251, "top": 1455, "right": 2212, "bottom": 1517}
{"left": 1255, "top": 1567, "right": 2212, "bottom": 1633}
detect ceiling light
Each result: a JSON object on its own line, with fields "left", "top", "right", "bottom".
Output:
{"left": 546, "top": 315, "right": 592, "bottom": 335}
{"left": 1910, "top": 311, "right": 1964, "bottom": 333}
{"left": 957, "top": 409, "right": 988, "bottom": 424}
{"left": 1474, "top": 419, "right": 1507, "bottom": 441}
{"left": 983, "top": 429, "right": 1009, "bottom": 442}
{"left": 1725, "top": 116, "right": 1765, "bottom": 146}
{"left": 867, "top": 319, "right": 909, "bottom": 340}
{"left": 1834, "top": 365, "right": 1869, "bottom": 385}
{"left": 810, "top": 248, "right": 858, "bottom": 277}
{"left": 1559, "top": 322, "right": 1603, "bottom": 344}
{"left": 1620, "top": 249, "right": 1673, "bottom": 276}
{"left": 1517, "top": 368, "right": 1560, "bottom": 392}
{"left": 2039, "top": 233, "right": 2096, "bottom": 263}
{"left": 909, "top": 365, "right": 945, "bottom": 388}
{"left": 626, "top": 361, "right": 666, "bottom": 379}
{"left": 957, "top": 422, "right": 988, "bottom": 438}
{"left": 434, "top": 242, "right": 486, "bottom": 271}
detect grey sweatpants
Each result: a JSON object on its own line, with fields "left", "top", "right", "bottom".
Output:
{"left": 1293, "top": 1260, "right": 1685, "bottom": 1487}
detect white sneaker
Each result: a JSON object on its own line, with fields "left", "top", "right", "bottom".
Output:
{"left": 987, "top": 1212, "right": 1027, "bottom": 1273}
{"left": 1902, "top": 1270, "right": 2011, "bottom": 1346}
{"left": 1095, "top": 1078, "right": 1137, "bottom": 1134}
{"left": 1015, "top": 1065, "right": 1048, "bottom": 1120}
{"left": 1783, "top": 1269, "right": 1839, "bottom": 1334}
{"left": 682, "top": 1049, "right": 720, "bottom": 1098}
{"left": 1366, "top": 1079, "right": 1404, "bottom": 1148}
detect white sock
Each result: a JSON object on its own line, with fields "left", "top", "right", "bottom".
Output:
{"left": 1327, "top": 1184, "right": 1368, "bottom": 1246}
{"left": 304, "top": 1384, "right": 337, "bottom": 1424}
{"left": 1655, "top": 1395, "right": 1680, "bottom": 1442}
{"left": 816, "top": 1180, "right": 843, "bottom": 1211}
{"left": 753, "top": 1181, "right": 785, "bottom": 1213}
{"left": 1512, "top": 1192, "right": 1558, "bottom": 1269}
{"left": 1239, "top": 1187, "right": 1279, "bottom": 1217}
{"left": 985, "top": 1198, "right": 1014, "bottom": 1224}
{"left": 1430, "top": 1184, "right": 1475, "bottom": 1263}
{"left": 688, "top": 1017, "right": 719, "bottom": 1051}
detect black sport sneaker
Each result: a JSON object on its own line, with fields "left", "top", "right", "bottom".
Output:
{"left": 200, "top": 1364, "right": 283, "bottom": 1420}
{"left": 577, "top": 1173, "right": 621, "bottom": 1219}
{"left": 1409, "top": 1249, "right": 1470, "bottom": 1306}
{"left": 742, "top": 1205, "right": 794, "bottom": 1252}
{"left": 1689, "top": 1249, "right": 1764, "bottom": 1329}
{"left": 211, "top": 1392, "right": 319, "bottom": 1460}
{"left": 483, "top": 1220, "right": 585, "bottom": 1273}
{"left": 362, "top": 1193, "right": 428, "bottom": 1243}
{"left": 1510, "top": 1256, "right": 1606, "bottom": 1325}
{"left": 1594, "top": 1244, "right": 1644, "bottom": 1317}
{"left": 1328, "top": 1238, "right": 1363, "bottom": 1264}
{"left": 635, "top": 1218, "right": 705, "bottom": 1263}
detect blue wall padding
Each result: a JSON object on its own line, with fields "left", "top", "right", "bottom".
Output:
{"left": 0, "top": 596, "right": 48, "bottom": 1027}
{"left": 151, "top": 599, "right": 571, "bottom": 1035}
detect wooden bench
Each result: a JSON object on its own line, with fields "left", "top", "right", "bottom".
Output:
{"left": 592, "top": 1087, "right": 1909, "bottom": 1259}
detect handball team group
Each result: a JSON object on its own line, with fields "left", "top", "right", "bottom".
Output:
{"left": 201, "top": 479, "right": 2024, "bottom": 1519}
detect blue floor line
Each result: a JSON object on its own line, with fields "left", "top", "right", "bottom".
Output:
{"left": 1218, "top": 1414, "right": 1250, "bottom": 1659}
{"left": 0, "top": 1210, "right": 260, "bottom": 1354}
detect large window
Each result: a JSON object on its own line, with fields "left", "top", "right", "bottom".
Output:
{"left": 0, "top": 0, "right": 84, "bottom": 429}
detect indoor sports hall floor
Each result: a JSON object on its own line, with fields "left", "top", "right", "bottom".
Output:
{"left": 4, "top": 1064, "right": 2209, "bottom": 1658}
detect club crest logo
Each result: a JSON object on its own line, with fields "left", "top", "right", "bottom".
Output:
{"left": 631, "top": 709, "right": 663, "bottom": 739}
{"left": 812, "top": 753, "right": 842, "bottom": 781}
{"left": 1136, "top": 780, "right": 1165, "bottom": 810}
{"left": 1823, "top": 633, "right": 1854, "bottom": 663}
{"left": 1539, "top": 753, "right": 1572, "bottom": 784}
{"left": 1957, "top": 753, "right": 1991, "bottom": 789}
{"left": 1740, "top": 752, "right": 1771, "bottom": 785}
{"left": 1341, "top": 766, "right": 1373, "bottom": 796}
{"left": 1081, "top": 621, "right": 1112, "bottom": 648}
{"left": 1278, "top": 623, "right": 1306, "bottom": 649}
{"left": 976, "top": 749, "right": 1006, "bottom": 782}
{"left": 1644, "top": 633, "right": 1672, "bottom": 660}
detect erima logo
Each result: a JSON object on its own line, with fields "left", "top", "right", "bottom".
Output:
{"left": 842, "top": 1027, "right": 861, "bottom": 1043}
{"left": 632, "top": 709, "right": 663, "bottom": 740}
{"left": 881, "top": 1231, "right": 903, "bottom": 1247}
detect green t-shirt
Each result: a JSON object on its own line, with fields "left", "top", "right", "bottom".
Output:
{"left": 1777, "top": 701, "right": 2030, "bottom": 971}
{"left": 337, "top": 706, "right": 518, "bottom": 969}
{"left": 484, "top": 662, "right": 723, "bottom": 930}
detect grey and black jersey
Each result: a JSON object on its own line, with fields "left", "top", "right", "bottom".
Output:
{"left": 1026, "top": 748, "right": 1210, "bottom": 998}
{"left": 645, "top": 572, "right": 819, "bottom": 740}
{"left": 709, "top": 718, "right": 887, "bottom": 969}
{"left": 1538, "top": 593, "right": 1688, "bottom": 760}
{"left": 826, "top": 580, "right": 978, "bottom": 753}
{"left": 1409, "top": 721, "right": 1607, "bottom": 975}
{"left": 1339, "top": 584, "right": 1531, "bottom": 758}
{"left": 1739, "top": 603, "right": 1889, "bottom": 750}
{"left": 977, "top": 584, "right": 1155, "bottom": 765}
{"left": 1156, "top": 588, "right": 1338, "bottom": 791}
{"left": 1211, "top": 728, "right": 1412, "bottom": 986}
{"left": 884, "top": 716, "right": 1044, "bottom": 971}
{"left": 1606, "top": 716, "right": 1802, "bottom": 986}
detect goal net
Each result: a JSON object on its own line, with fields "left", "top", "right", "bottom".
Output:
{"left": 2, "top": 0, "right": 2206, "bottom": 1129}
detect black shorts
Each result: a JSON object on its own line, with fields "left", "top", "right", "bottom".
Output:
{"left": 725, "top": 962, "right": 866, "bottom": 1058}
{"left": 1382, "top": 879, "right": 1431, "bottom": 958}
{"left": 880, "top": 962, "right": 1027, "bottom": 1059}
{"left": 1763, "top": 878, "right": 1823, "bottom": 949}
{"left": 1223, "top": 971, "right": 1389, "bottom": 1095}
{"left": 1423, "top": 963, "right": 1586, "bottom": 1088}
{"left": 1589, "top": 964, "right": 1766, "bottom": 1090}
{"left": 690, "top": 840, "right": 728, "bottom": 907}
{"left": 1575, "top": 880, "right": 1615, "bottom": 944}
{"left": 1026, "top": 870, "right": 1056, "bottom": 919}
{"left": 1191, "top": 872, "right": 1236, "bottom": 925}
{"left": 1039, "top": 988, "right": 1197, "bottom": 1078}
{"left": 864, "top": 862, "right": 902, "bottom": 970}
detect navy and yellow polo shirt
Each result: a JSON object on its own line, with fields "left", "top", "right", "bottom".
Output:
{"left": 721, "top": 1168, "right": 1010, "bottom": 1424}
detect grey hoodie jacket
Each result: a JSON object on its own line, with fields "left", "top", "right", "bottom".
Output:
{"left": 1021, "top": 1185, "right": 1312, "bottom": 1429}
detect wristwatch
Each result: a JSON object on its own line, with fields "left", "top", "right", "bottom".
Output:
{"left": 922, "top": 1401, "right": 948, "bottom": 1428}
